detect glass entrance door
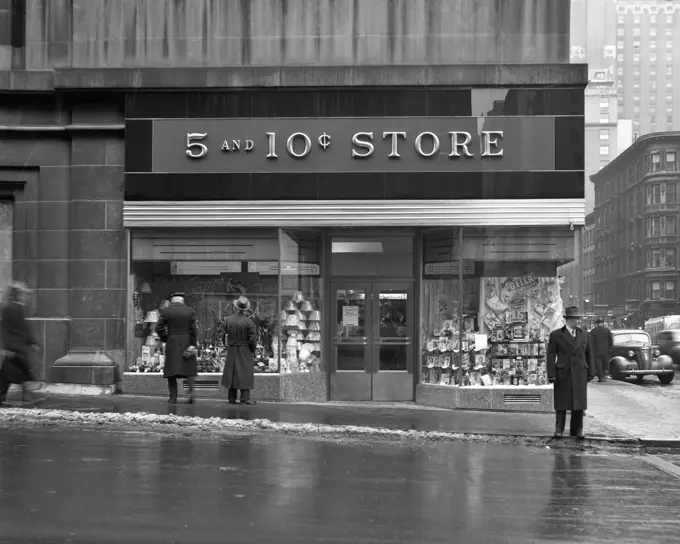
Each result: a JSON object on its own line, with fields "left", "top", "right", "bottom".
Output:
{"left": 330, "top": 281, "right": 414, "bottom": 401}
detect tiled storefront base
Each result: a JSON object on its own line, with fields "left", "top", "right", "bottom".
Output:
{"left": 416, "top": 384, "right": 554, "bottom": 412}
{"left": 122, "top": 372, "right": 328, "bottom": 402}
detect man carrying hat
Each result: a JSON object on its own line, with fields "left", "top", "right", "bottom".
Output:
{"left": 589, "top": 317, "right": 613, "bottom": 382}
{"left": 222, "top": 296, "right": 257, "bottom": 405}
{"left": 155, "top": 292, "right": 198, "bottom": 404}
{"left": 547, "top": 306, "right": 595, "bottom": 439}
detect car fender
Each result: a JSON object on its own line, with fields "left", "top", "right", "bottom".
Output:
{"left": 610, "top": 356, "right": 634, "bottom": 371}
{"left": 653, "top": 354, "right": 674, "bottom": 371}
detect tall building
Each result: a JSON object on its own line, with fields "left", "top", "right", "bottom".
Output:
{"left": 582, "top": 212, "right": 596, "bottom": 325}
{"left": 591, "top": 132, "right": 680, "bottom": 324}
{"left": 615, "top": 1, "right": 680, "bottom": 136}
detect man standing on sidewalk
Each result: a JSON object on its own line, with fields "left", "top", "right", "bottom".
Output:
{"left": 547, "top": 306, "right": 595, "bottom": 439}
{"left": 589, "top": 317, "right": 613, "bottom": 382}
{"left": 156, "top": 292, "right": 198, "bottom": 404}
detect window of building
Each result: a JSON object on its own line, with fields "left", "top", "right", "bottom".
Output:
{"left": 634, "top": 96, "right": 641, "bottom": 103}
{"left": 651, "top": 96, "right": 658, "bottom": 104}
{"left": 651, "top": 28, "right": 658, "bottom": 36}
{"left": 651, "top": 53, "right": 658, "bottom": 62}
{"left": 667, "top": 248, "right": 677, "bottom": 269}
{"left": 634, "top": 28, "right": 641, "bottom": 37}
{"left": 600, "top": 145, "right": 610, "bottom": 156}
{"left": 618, "top": 28, "right": 624, "bottom": 36}
{"left": 634, "top": 14, "right": 641, "bottom": 23}
{"left": 667, "top": 151, "right": 677, "bottom": 171}
{"left": 667, "top": 281, "right": 676, "bottom": 299}
{"left": 651, "top": 70, "right": 658, "bottom": 78}
{"left": 667, "top": 41, "right": 674, "bottom": 49}
{"left": 600, "top": 129, "right": 609, "bottom": 141}
{"left": 618, "top": 14, "right": 625, "bottom": 24}
{"left": 600, "top": 117, "right": 609, "bottom": 124}
{"left": 600, "top": 98, "right": 609, "bottom": 109}
{"left": 662, "top": 215, "right": 677, "bottom": 235}
{"left": 652, "top": 152, "right": 662, "bottom": 172}
{"left": 667, "top": 82, "right": 674, "bottom": 89}
{"left": 667, "top": 67, "right": 673, "bottom": 76}
{"left": 617, "top": 40, "right": 625, "bottom": 49}
{"left": 648, "top": 216, "right": 660, "bottom": 236}
{"left": 634, "top": 53, "right": 641, "bottom": 62}
{"left": 668, "top": 114, "right": 674, "bottom": 124}
{"left": 651, "top": 14, "right": 658, "bottom": 23}
{"left": 653, "top": 281, "right": 661, "bottom": 299}
{"left": 667, "top": 182, "right": 677, "bottom": 202}
{"left": 651, "top": 248, "right": 662, "bottom": 268}
{"left": 600, "top": 160, "right": 609, "bottom": 171}
{"left": 617, "top": 67, "right": 624, "bottom": 76}
{"left": 667, "top": 15, "right": 674, "bottom": 24}
{"left": 666, "top": 29, "right": 673, "bottom": 37}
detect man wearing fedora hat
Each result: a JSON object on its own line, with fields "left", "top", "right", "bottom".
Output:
{"left": 155, "top": 292, "right": 198, "bottom": 404}
{"left": 547, "top": 306, "right": 595, "bottom": 439}
{"left": 222, "top": 296, "right": 257, "bottom": 405}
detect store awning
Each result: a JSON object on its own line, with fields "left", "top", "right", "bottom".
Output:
{"left": 123, "top": 199, "right": 585, "bottom": 228}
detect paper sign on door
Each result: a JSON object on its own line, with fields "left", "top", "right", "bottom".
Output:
{"left": 342, "top": 306, "right": 359, "bottom": 327}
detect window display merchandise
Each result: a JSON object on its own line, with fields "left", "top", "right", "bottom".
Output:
{"left": 421, "top": 275, "right": 564, "bottom": 387}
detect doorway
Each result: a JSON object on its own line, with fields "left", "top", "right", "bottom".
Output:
{"left": 330, "top": 281, "right": 414, "bottom": 401}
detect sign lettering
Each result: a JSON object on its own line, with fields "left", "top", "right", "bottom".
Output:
{"left": 146, "top": 117, "right": 557, "bottom": 174}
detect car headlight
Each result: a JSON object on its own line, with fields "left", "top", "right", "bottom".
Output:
{"left": 628, "top": 350, "right": 635, "bottom": 358}
{"left": 654, "top": 349, "right": 661, "bottom": 357}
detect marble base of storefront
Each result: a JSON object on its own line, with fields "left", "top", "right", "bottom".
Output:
{"left": 121, "top": 372, "right": 328, "bottom": 402}
{"left": 416, "top": 384, "right": 554, "bottom": 412}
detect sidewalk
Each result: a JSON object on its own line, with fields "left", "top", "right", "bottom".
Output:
{"left": 0, "top": 389, "right": 636, "bottom": 445}
{"left": 587, "top": 378, "right": 680, "bottom": 447}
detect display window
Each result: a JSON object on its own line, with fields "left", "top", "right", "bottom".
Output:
{"left": 420, "top": 227, "right": 568, "bottom": 388}
{"left": 127, "top": 228, "right": 323, "bottom": 375}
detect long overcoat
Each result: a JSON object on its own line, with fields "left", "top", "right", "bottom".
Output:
{"left": 156, "top": 302, "right": 198, "bottom": 379}
{"left": 222, "top": 313, "right": 256, "bottom": 390}
{"left": 0, "top": 302, "right": 37, "bottom": 383}
{"left": 547, "top": 326, "right": 594, "bottom": 411}
{"left": 589, "top": 325, "right": 613, "bottom": 358}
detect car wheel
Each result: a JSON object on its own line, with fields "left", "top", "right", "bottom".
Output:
{"left": 610, "top": 361, "right": 624, "bottom": 381}
{"left": 659, "top": 373, "right": 675, "bottom": 385}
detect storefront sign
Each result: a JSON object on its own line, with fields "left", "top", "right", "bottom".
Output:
{"left": 146, "top": 117, "right": 556, "bottom": 174}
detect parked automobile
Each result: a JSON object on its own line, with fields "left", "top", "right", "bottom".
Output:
{"left": 609, "top": 329, "right": 675, "bottom": 384}
{"left": 655, "top": 329, "right": 680, "bottom": 368}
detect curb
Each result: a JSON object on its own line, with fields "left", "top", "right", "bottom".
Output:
{"left": 9, "top": 383, "right": 117, "bottom": 396}
{"left": 0, "top": 406, "right": 645, "bottom": 449}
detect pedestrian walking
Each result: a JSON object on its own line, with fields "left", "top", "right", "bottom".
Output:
{"left": 589, "top": 317, "right": 613, "bottom": 382}
{"left": 547, "top": 306, "right": 595, "bottom": 439}
{"left": 222, "top": 296, "right": 257, "bottom": 405}
{"left": 155, "top": 292, "right": 198, "bottom": 404}
{"left": 0, "top": 282, "right": 41, "bottom": 407}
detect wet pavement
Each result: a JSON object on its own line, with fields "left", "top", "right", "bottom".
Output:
{"left": 0, "top": 392, "right": 631, "bottom": 442}
{"left": 0, "top": 428, "right": 679, "bottom": 543}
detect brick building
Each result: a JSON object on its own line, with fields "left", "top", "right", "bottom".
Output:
{"left": 591, "top": 132, "right": 680, "bottom": 323}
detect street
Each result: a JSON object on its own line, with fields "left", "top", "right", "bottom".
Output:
{"left": 1, "top": 427, "right": 680, "bottom": 544}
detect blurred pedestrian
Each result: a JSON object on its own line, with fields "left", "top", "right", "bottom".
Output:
{"left": 589, "top": 317, "right": 613, "bottom": 382}
{"left": 0, "top": 282, "right": 42, "bottom": 407}
{"left": 156, "top": 292, "right": 198, "bottom": 404}
{"left": 547, "top": 306, "right": 595, "bottom": 439}
{"left": 222, "top": 296, "right": 257, "bottom": 405}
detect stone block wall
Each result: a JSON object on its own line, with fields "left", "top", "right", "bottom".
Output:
{"left": 2, "top": 93, "right": 126, "bottom": 382}
{"left": 8, "top": 0, "right": 571, "bottom": 69}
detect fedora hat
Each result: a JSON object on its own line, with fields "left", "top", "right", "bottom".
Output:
{"left": 563, "top": 306, "right": 582, "bottom": 318}
{"left": 234, "top": 295, "right": 251, "bottom": 311}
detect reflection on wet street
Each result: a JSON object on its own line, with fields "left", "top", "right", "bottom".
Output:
{"left": 0, "top": 429, "right": 679, "bottom": 544}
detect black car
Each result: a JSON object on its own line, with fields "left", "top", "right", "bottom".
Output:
{"left": 609, "top": 329, "right": 675, "bottom": 384}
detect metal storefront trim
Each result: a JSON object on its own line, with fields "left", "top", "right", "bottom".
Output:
{"left": 123, "top": 199, "right": 585, "bottom": 228}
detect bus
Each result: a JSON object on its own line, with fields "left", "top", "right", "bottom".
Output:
{"left": 644, "top": 315, "right": 680, "bottom": 343}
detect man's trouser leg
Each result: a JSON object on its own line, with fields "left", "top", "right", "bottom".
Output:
{"left": 167, "top": 378, "right": 178, "bottom": 403}
{"left": 570, "top": 410, "right": 584, "bottom": 437}
{"left": 228, "top": 388, "right": 238, "bottom": 403}
{"left": 554, "top": 410, "right": 566, "bottom": 437}
{"left": 186, "top": 376, "right": 196, "bottom": 403}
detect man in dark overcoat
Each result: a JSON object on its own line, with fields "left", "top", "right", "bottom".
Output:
{"left": 0, "top": 282, "right": 41, "bottom": 407}
{"left": 156, "top": 292, "right": 198, "bottom": 404}
{"left": 589, "top": 317, "right": 613, "bottom": 382}
{"left": 547, "top": 306, "right": 595, "bottom": 439}
{"left": 222, "top": 296, "right": 257, "bottom": 405}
